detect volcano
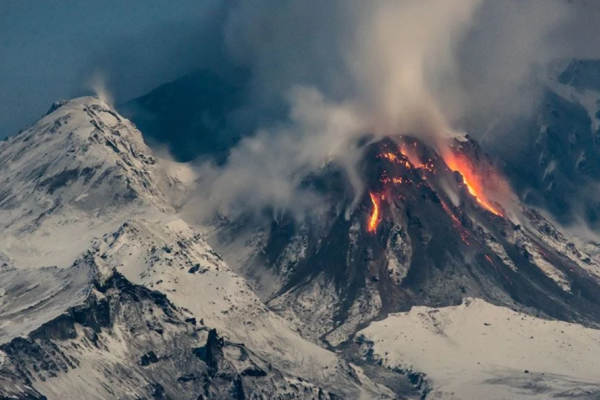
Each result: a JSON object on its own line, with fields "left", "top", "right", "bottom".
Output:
{"left": 212, "top": 134, "right": 600, "bottom": 347}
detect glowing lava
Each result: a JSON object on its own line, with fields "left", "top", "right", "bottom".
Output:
{"left": 368, "top": 192, "right": 381, "bottom": 233}
{"left": 443, "top": 152, "right": 503, "bottom": 217}
{"left": 399, "top": 143, "right": 423, "bottom": 168}
{"left": 380, "top": 152, "right": 412, "bottom": 169}
{"left": 381, "top": 152, "right": 398, "bottom": 162}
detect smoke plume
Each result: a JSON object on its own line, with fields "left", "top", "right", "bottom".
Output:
{"left": 184, "top": 0, "right": 597, "bottom": 221}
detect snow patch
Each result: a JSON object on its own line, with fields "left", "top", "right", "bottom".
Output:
{"left": 358, "top": 298, "right": 600, "bottom": 399}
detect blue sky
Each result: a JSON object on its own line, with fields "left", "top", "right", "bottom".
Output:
{"left": 0, "top": 0, "right": 220, "bottom": 139}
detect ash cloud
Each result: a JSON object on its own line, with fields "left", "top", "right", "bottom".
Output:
{"left": 173, "top": 0, "right": 600, "bottom": 220}
{"left": 189, "top": 0, "right": 484, "bottom": 220}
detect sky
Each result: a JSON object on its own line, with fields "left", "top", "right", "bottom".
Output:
{"left": 3, "top": 0, "right": 600, "bottom": 221}
{"left": 2, "top": 0, "right": 600, "bottom": 141}
{"left": 0, "top": 0, "right": 220, "bottom": 139}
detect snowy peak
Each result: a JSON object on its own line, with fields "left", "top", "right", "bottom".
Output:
{"left": 0, "top": 96, "right": 171, "bottom": 216}
{"left": 0, "top": 97, "right": 181, "bottom": 268}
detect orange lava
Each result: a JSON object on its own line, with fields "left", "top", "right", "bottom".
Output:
{"left": 399, "top": 143, "right": 423, "bottom": 168}
{"left": 381, "top": 152, "right": 398, "bottom": 162}
{"left": 443, "top": 152, "right": 503, "bottom": 217}
{"left": 368, "top": 192, "right": 381, "bottom": 233}
{"left": 381, "top": 152, "right": 412, "bottom": 169}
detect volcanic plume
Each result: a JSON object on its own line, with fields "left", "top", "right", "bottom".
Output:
{"left": 188, "top": 0, "right": 492, "bottom": 220}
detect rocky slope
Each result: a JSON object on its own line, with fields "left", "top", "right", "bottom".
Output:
{"left": 212, "top": 136, "right": 600, "bottom": 348}
{"left": 0, "top": 269, "right": 355, "bottom": 400}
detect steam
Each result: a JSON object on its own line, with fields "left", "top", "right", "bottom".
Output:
{"left": 184, "top": 0, "right": 593, "bottom": 221}
{"left": 190, "top": 87, "right": 367, "bottom": 220}
{"left": 86, "top": 71, "right": 114, "bottom": 107}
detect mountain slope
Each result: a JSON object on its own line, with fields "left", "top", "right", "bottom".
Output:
{"left": 0, "top": 271, "right": 345, "bottom": 400}
{"left": 0, "top": 97, "right": 398, "bottom": 399}
{"left": 85, "top": 218, "right": 393, "bottom": 399}
{"left": 356, "top": 298, "right": 600, "bottom": 399}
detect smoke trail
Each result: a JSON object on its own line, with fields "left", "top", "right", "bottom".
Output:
{"left": 86, "top": 71, "right": 114, "bottom": 107}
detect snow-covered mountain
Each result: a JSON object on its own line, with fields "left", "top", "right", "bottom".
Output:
{"left": 2, "top": 90, "right": 600, "bottom": 399}
{"left": 0, "top": 97, "right": 175, "bottom": 269}
{"left": 491, "top": 60, "right": 600, "bottom": 232}
{"left": 0, "top": 98, "right": 395, "bottom": 399}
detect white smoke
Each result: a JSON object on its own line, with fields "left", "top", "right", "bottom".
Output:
{"left": 186, "top": 0, "right": 593, "bottom": 220}
{"left": 86, "top": 71, "right": 114, "bottom": 107}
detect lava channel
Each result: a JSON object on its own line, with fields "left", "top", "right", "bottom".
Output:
{"left": 368, "top": 192, "right": 381, "bottom": 233}
{"left": 443, "top": 152, "right": 503, "bottom": 217}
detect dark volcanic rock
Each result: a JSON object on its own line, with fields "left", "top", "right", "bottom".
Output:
{"left": 214, "top": 135, "right": 600, "bottom": 346}
{"left": 0, "top": 271, "right": 344, "bottom": 400}
{"left": 140, "top": 351, "right": 159, "bottom": 366}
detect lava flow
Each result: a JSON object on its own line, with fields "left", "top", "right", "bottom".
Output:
{"left": 399, "top": 143, "right": 423, "bottom": 168}
{"left": 443, "top": 152, "right": 503, "bottom": 217}
{"left": 368, "top": 192, "right": 381, "bottom": 233}
{"left": 380, "top": 152, "right": 412, "bottom": 169}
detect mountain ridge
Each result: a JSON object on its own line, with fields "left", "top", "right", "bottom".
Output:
{"left": 0, "top": 97, "right": 399, "bottom": 399}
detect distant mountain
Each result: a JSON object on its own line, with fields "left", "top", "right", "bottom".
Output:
{"left": 491, "top": 60, "right": 600, "bottom": 231}
{"left": 118, "top": 70, "right": 243, "bottom": 163}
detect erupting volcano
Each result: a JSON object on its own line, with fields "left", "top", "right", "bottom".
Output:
{"left": 214, "top": 132, "right": 600, "bottom": 400}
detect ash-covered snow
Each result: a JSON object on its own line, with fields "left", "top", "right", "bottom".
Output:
{"left": 504, "top": 218, "right": 572, "bottom": 291}
{"left": 384, "top": 225, "right": 412, "bottom": 284}
{"left": 357, "top": 298, "right": 600, "bottom": 400}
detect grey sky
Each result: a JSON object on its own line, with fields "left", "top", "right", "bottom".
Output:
{"left": 0, "top": 0, "right": 221, "bottom": 139}
{"left": 2, "top": 0, "right": 600, "bottom": 143}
